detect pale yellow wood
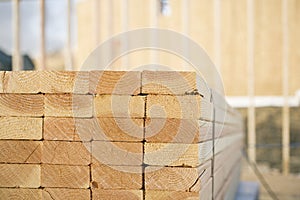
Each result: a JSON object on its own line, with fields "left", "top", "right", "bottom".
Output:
{"left": 145, "top": 161, "right": 211, "bottom": 192}
{"left": 41, "top": 164, "right": 89, "bottom": 188}
{"left": 40, "top": 0, "right": 46, "bottom": 70}
{"left": 145, "top": 190, "right": 199, "bottom": 200}
{"left": 12, "top": 0, "right": 21, "bottom": 71}
{"left": 0, "top": 71, "right": 4, "bottom": 92}
{"left": 42, "top": 141, "right": 91, "bottom": 165}
{"left": 146, "top": 95, "right": 203, "bottom": 119}
{"left": 0, "top": 164, "right": 40, "bottom": 188}
{"left": 0, "top": 141, "right": 41, "bottom": 163}
{"left": 3, "top": 71, "right": 40, "bottom": 93}
{"left": 44, "top": 117, "right": 93, "bottom": 141}
{"left": 44, "top": 94, "right": 92, "bottom": 117}
{"left": 145, "top": 118, "right": 212, "bottom": 143}
{"left": 0, "top": 188, "right": 42, "bottom": 200}
{"left": 0, "top": 117, "right": 42, "bottom": 140}
{"left": 92, "top": 141, "right": 143, "bottom": 166}
{"left": 89, "top": 71, "right": 141, "bottom": 94}
{"left": 0, "top": 94, "right": 44, "bottom": 117}
{"left": 142, "top": 71, "right": 197, "bottom": 95}
{"left": 91, "top": 163, "right": 142, "bottom": 189}
{"left": 42, "top": 188, "right": 90, "bottom": 200}
{"left": 92, "top": 190, "right": 142, "bottom": 200}
{"left": 94, "top": 95, "right": 145, "bottom": 118}
{"left": 144, "top": 141, "right": 212, "bottom": 167}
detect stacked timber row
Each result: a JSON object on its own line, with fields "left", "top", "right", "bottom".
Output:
{"left": 0, "top": 71, "right": 244, "bottom": 200}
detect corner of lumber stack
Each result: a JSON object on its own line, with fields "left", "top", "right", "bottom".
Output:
{"left": 0, "top": 70, "right": 244, "bottom": 200}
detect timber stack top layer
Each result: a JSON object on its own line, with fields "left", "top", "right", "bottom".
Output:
{"left": 0, "top": 71, "right": 244, "bottom": 200}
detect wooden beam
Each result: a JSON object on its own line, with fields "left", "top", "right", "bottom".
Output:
{"left": 12, "top": 0, "right": 21, "bottom": 71}
{"left": 65, "top": 0, "right": 73, "bottom": 70}
{"left": 40, "top": 0, "right": 46, "bottom": 70}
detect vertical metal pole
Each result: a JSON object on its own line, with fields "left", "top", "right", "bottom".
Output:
{"left": 282, "top": 0, "right": 290, "bottom": 175}
{"left": 65, "top": 0, "right": 73, "bottom": 70}
{"left": 121, "top": 0, "right": 128, "bottom": 69}
{"left": 181, "top": 0, "right": 189, "bottom": 70}
{"left": 40, "top": 0, "right": 46, "bottom": 70}
{"left": 214, "top": 0, "right": 221, "bottom": 72}
{"left": 247, "top": 0, "right": 256, "bottom": 163}
{"left": 12, "top": 0, "right": 21, "bottom": 71}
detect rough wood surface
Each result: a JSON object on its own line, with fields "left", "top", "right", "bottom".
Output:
{"left": 94, "top": 95, "right": 145, "bottom": 118}
{"left": 0, "top": 117, "right": 42, "bottom": 140}
{"left": 146, "top": 95, "right": 212, "bottom": 120}
{"left": 42, "top": 188, "right": 90, "bottom": 200}
{"left": 0, "top": 164, "right": 40, "bottom": 188}
{"left": 3, "top": 71, "right": 40, "bottom": 93}
{"left": 91, "top": 164, "right": 142, "bottom": 189}
{"left": 44, "top": 117, "right": 92, "bottom": 141}
{"left": 90, "top": 71, "right": 141, "bottom": 95}
{"left": 0, "top": 71, "right": 4, "bottom": 93}
{"left": 144, "top": 141, "right": 212, "bottom": 167}
{"left": 145, "top": 190, "right": 199, "bottom": 200}
{"left": 92, "top": 141, "right": 143, "bottom": 166}
{"left": 44, "top": 94, "right": 92, "bottom": 117}
{"left": 145, "top": 118, "right": 212, "bottom": 143}
{"left": 92, "top": 190, "right": 143, "bottom": 200}
{"left": 0, "top": 188, "right": 42, "bottom": 200}
{"left": 145, "top": 161, "right": 211, "bottom": 192}
{"left": 0, "top": 141, "right": 41, "bottom": 163}
{"left": 40, "top": 71, "right": 89, "bottom": 94}
{"left": 42, "top": 141, "right": 91, "bottom": 165}
{"left": 41, "top": 164, "right": 89, "bottom": 188}
{"left": 0, "top": 94, "right": 43, "bottom": 116}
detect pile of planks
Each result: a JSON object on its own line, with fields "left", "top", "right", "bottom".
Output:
{"left": 0, "top": 71, "right": 244, "bottom": 200}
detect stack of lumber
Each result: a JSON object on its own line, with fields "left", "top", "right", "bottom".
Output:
{"left": 0, "top": 70, "right": 244, "bottom": 200}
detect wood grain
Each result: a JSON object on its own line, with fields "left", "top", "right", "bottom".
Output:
{"left": 145, "top": 161, "right": 211, "bottom": 192}
{"left": 0, "top": 141, "right": 41, "bottom": 163}
{"left": 92, "top": 190, "right": 142, "bottom": 200}
{"left": 44, "top": 94, "right": 92, "bottom": 117}
{"left": 144, "top": 141, "right": 212, "bottom": 167}
{"left": 0, "top": 188, "right": 42, "bottom": 200}
{"left": 0, "top": 94, "right": 44, "bottom": 116}
{"left": 0, "top": 117, "right": 42, "bottom": 140}
{"left": 40, "top": 71, "right": 89, "bottom": 94}
{"left": 145, "top": 118, "right": 212, "bottom": 143}
{"left": 42, "top": 188, "right": 90, "bottom": 200}
{"left": 94, "top": 95, "right": 145, "bottom": 118}
{"left": 91, "top": 163, "right": 142, "bottom": 189}
{"left": 0, "top": 164, "right": 40, "bottom": 188}
{"left": 42, "top": 141, "right": 91, "bottom": 165}
{"left": 145, "top": 190, "right": 199, "bottom": 200}
{"left": 41, "top": 164, "right": 89, "bottom": 188}
{"left": 90, "top": 71, "right": 141, "bottom": 95}
{"left": 92, "top": 141, "right": 143, "bottom": 166}
{"left": 0, "top": 71, "right": 5, "bottom": 93}
{"left": 3, "top": 71, "right": 40, "bottom": 93}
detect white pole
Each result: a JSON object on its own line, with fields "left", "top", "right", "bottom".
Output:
{"left": 247, "top": 0, "right": 256, "bottom": 163}
{"left": 121, "top": 0, "right": 128, "bottom": 69}
{"left": 65, "top": 0, "right": 73, "bottom": 70}
{"left": 282, "top": 0, "right": 290, "bottom": 175}
{"left": 181, "top": 0, "right": 189, "bottom": 70}
{"left": 150, "top": 0, "right": 158, "bottom": 66}
{"left": 214, "top": 0, "right": 221, "bottom": 72}
{"left": 12, "top": 0, "right": 21, "bottom": 71}
{"left": 40, "top": 0, "right": 46, "bottom": 70}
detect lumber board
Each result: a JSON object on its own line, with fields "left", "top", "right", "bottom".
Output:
{"left": 90, "top": 71, "right": 141, "bottom": 95}
{"left": 91, "top": 164, "right": 142, "bottom": 189}
{"left": 0, "top": 188, "right": 42, "bottom": 200}
{"left": 214, "top": 133, "right": 243, "bottom": 155}
{"left": 92, "top": 141, "right": 143, "bottom": 166}
{"left": 41, "top": 164, "right": 89, "bottom": 188}
{"left": 0, "top": 94, "right": 43, "bottom": 116}
{"left": 0, "top": 71, "right": 5, "bottom": 93}
{"left": 44, "top": 94, "right": 92, "bottom": 117}
{"left": 199, "top": 177, "right": 213, "bottom": 200}
{"left": 44, "top": 117, "right": 93, "bottom": 141}
{"left": 0, "top": 141, "right": 41, "bottom": 163}
{"left": 0, "top": 164, "right": 40, "bottom": 188}
{"left": 0, "top": 117, "right": 42, "bottom": 140}
{"left": 3, "top": 71, "right": 40, "bottom": 93}
{"left": 144, "top": 141, "right": 213, "bottom": 167}
{"left": 42, "top": 188, "right": 90, "bottom": 200}
{"left": 42, "top": 141, "right": 91, "bottom": 165}
{"left": 145, "top": 118, "right": 212, "bottom": 143}
{"left": 146, "top": 95, "right": 213, "bottom": 120}
{"left": 40, "top": 71, "right": 89, "bottom": 94}
{"left": 93, "top": 117, "right": 144, "bottom": 141}
{"left": 94, "top": 95, "right": 145, "bottom": 118}
{"left": 145, "top": 161, "right": 211, "bottom": 192}
{"left": 145, "top": 190, "right": 199, "bottom": 200}
{"left": 92, "top": 190, "right": 143, "bottom": 200}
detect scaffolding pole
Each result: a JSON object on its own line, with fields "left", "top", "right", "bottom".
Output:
{"left": 12, "top": 0, "right": 21, "bottom": 71}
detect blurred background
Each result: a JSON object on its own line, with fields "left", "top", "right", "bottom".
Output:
{"left": 0, "top": 0, "right": 299, "bottom": 199}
